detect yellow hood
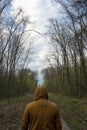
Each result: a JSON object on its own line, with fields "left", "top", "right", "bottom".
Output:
{"left": 34, "top": 87, "right": 48, "bottom": 100}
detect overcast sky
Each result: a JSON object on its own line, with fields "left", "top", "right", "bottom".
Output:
{"left": 12, "top": 0, "right": 61, "bottom": 85}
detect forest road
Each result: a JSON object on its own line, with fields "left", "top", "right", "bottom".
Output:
{"left": 61, "top": 117, "right": 71, "bottom": 130}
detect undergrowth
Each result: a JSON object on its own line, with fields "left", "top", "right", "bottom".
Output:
{"left": 50, "top": 93, "right": 87, "bottom": 130}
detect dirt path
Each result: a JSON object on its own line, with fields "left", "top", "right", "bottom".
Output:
{"left": 18, "top": 118, "right": 71, "bottom": 130}
{"left": 61, "top": 118, "right": 71, "bottom": 130}
{"left": 0, "top": 104, "right": 71, "bottom": 130}
{"left": 0, "top": 94, "right": 71, "bottom": 130}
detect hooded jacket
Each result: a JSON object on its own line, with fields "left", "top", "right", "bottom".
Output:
{"left": 21, "top": 87, "right": 62, "bottom": 130}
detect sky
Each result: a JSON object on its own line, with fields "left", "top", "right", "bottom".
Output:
{"left": 11, "top": 0, "right": 61, "bottom": 85}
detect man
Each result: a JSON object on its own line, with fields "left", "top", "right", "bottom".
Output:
{"left": 21, "top": 86, "right": 62, "bottom": 130}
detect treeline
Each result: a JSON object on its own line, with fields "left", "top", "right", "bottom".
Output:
{"left": 0, "top": 0, "right": 37, "bottom": 98}
{"left": 43, "top": 0, "right": 87, "bottom": 98}
{"left": 0, "top": 68, "right": 37, "bottom": 99}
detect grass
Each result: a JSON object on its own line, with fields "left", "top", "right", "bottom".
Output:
{"left": 0, "top": 93, "right": 33, "bottom": 130}
{"left": 49, "top": 93, "right": 87, "bottom": 130}
{"left": 0, "top": 93, "right": 87, "bottom": 130}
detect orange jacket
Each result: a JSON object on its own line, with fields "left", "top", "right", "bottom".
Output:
{"left": 21, "top": 87, "right": 62, "bottom": 130}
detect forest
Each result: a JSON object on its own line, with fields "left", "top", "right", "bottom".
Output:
{"left": 43, "top": 0, "right": 87, "bottom": 98}
{"left": 0, "top": 0, "right": 87, "bottom": 129}
{"left": 0, "top": 0, "right": 37, "bottom": 98}
{"left": 0, "top": 0, "right": 87, "bottom": 99}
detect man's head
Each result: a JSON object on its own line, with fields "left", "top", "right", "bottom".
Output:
{"left": 34, "top": 86, "right": 48, "bottom": 100}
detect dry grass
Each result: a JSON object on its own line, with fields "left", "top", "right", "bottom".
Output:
{"left": 50, "top": 93, "right": 87, "bottom": 130}
{"left": 0, "top": 93, "right": 33, "bottom": 130}
{"left": 0, "top": 93, "right": 87, "bottom": 130}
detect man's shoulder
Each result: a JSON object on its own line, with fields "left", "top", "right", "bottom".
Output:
{"left": 25, "top": 101, "right": 36, "bottom": 109}
{"left": 48, "top": 100, "right": 58, "bottom": 108}
{"left": 47, "top": 101, "right": 60, "bottom": 113}
{"left": 28, "top": 101, "right": 36, "bottom": 105}
{"left": 26, "top": 100, "right": 58, "bottom": 109}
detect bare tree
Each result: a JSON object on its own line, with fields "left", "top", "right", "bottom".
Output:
{"left": 0, "top": 5, "right": 34, "bottom": 90}
{"left": 54, "top": 0, "right": 87, "bottom": 96}
{"left": 47, "top": 19, "right": 72, "bottom": 94}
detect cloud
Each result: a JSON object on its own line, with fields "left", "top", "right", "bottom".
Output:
{"left": 12, "top": 0, "right": 58, "bottom": 31}
{"left": 11, "top": 0, "right": 61, "bottom": 84}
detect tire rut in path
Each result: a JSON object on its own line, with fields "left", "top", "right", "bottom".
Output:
{"left": 61, "top": 118, "right": 71, "bottom": 130}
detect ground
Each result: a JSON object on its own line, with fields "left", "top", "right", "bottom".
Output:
{"left": 0, "top": 93, "right": 71, "bottom": 130}
{"left": 1, "top": 93, "right": 87, "bottom": 130}
{"left": 61, "top": 118, "right": 71, "bottom": 130}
